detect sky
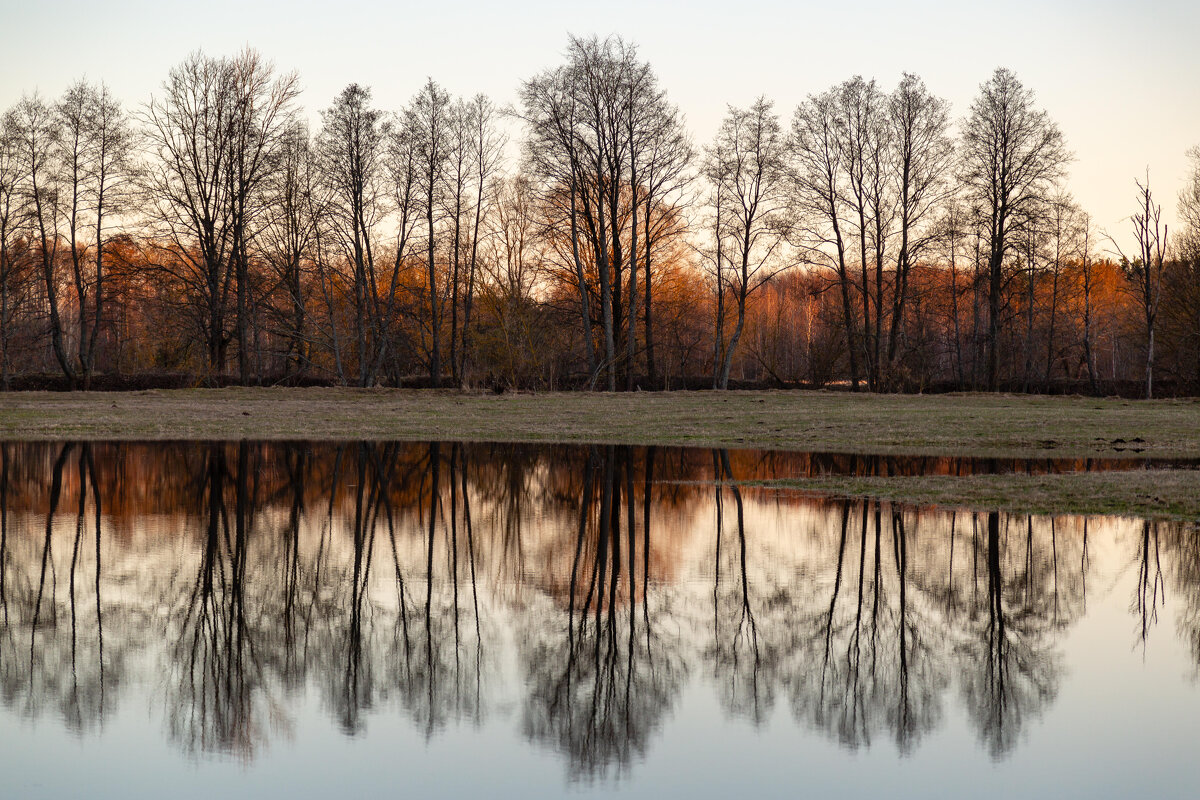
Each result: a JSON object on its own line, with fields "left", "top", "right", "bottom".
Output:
{"left": 2, "top": 0, "right": 1198, "bottom": 247}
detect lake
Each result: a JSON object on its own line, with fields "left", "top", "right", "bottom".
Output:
{"left": 0, "top": 441, "right": 1197, "bottom": 798}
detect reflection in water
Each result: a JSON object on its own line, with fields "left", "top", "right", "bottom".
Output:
{"left": 0, "top": 441, "right": 1197, "bottom": 779}
{"left": 519, "top": 446, "right": 685, "bottom": 781}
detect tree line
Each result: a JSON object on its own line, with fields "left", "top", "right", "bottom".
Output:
{"left": 1, "top": 36, "right": 1198, "bottom": 395}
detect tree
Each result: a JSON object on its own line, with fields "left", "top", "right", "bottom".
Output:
{"left": 790, "top": 73, "right": 951, "bottom": 391}
{"left": 518, "top": 61, "right": 598, "bottom": 383}
{"left": 789, "top": 87, "right": 861, "bottom": 389}
{"left": 1176, "top": 146, "right": 1200, "bottom": 387}
{"left": 407, "top": 79, "right": 452, "bottom": 388}
{"left": 1075, "top": 211, "right": 1100, "bottom": 392}
{"left": 519, "top": 35, "right": 672, "bottom": 390}
{"left": 885, "top": 73, "right": 953, "bottom": 383}
{"left": 461, "top": 95, "right": 506, "bottom": 385}
{"left": 475, "top": 175, "right": 552, "bottom": 387}
{"left": 0, "top": 115, "right": 31, "bottom": 388}
{"left": 960, "top": 68, "right": 1069, "bottom": 391}
{"left": 222, "top": 49, "right": 301, "bottom": 385}
{"left": 7, "top": 94, "right": 75, "bottom": 382}
{"left": 1111, "top": 173, "right": 1167, "bottom": 399}
{"left": 315, "top": 83, "right": 389, "bottom": 386}
{"left": 1039, "top": 193, "right": 1083, "bottom": 386}
{"left": 628, "top": 81, "right": 691, "bottom": 389}
{"left": 142, "top": 53, "right": 235, "bottom": 378}
{"left": 1182, "top": 146, "right": 1200, "bottom": 250}
{"left": 837, "top": 76, "right": 890, "bottom": 389}
{"left": 259, "top": 120, "right": 322, "bottom": 378}
{"left": 706, "top": 98, "right": 790, "bottom": 389}
{"left": 443, "top": 94, "right": 504, "bottom": 387}
{"left": 54, "top": 80, "right": 134, "bottom": 387}
{"left": 376, "top": 114, "right": 421, "bottom": 382}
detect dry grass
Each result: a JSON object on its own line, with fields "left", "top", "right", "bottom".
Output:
{"left": 754, "top": 470, "right": 1200, "bottom": 522}
{"left": 2, "top": 387, "right": 1198, "bottom": 519}
{"left": 1, "top": 387, "right": 1197, "bottom": 458}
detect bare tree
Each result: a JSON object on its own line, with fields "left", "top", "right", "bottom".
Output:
{"left": 707, "top": 98, "right": 791, "bottom": 390}
{"left": 223, "top": 49, "right": 301, "bottom": 385}
{"left": 1078, "top": 212, "right": 1099, "bottom": 393}
{"left": 56, "top": 82, "right": 93, "bottom": 380}
{"left": 142, "top": 53, "right": 236, "bottom": 378}
{"left": 629, "top": 78, "right": 691, "bottom": 389}
{"left": 7, "top": 94, "right": 74, "bottom": 382}
{"left": 407, "top": 79, "right": 452, "bottom": 388}
{"left": 1040, "top": 193, "right": 1082, "bottom": 385}
{"left": 1110, "top": 173, "right": 1167, "bottom": 399}
{"left": 960, "top": 68, "right": 1069, "bottom": 391}
{"left": 885, "top": 73, "right": 953, "bottom": 383}
{"left": 518, "top": 64, "right": 598, "bottom": 382}
{"left": 259, "top": 120, "right": 321, "bottom": 378}
{"left": 790, "top": 73, "right": 951, "bottom": 391}
{"left": 837, "top": 77, "right": 891, "bottom": 389}
{"left": 519, "top": 35, "right": 663, "bottom": 390}
{"left": 702, "top": 140, "right": 729, "bottom": 387}
{"left": 315, "top": 83, "right": 389, "bottom": 386}
{"left": 445, "top": 94, "right": 504, "bottom": 386}
{"left": 54, "top": 80, "right": 134, "bottom": 387}
{"left": 789, "top": 87, "right": 861, "bottom": 389}
{"left": 462, "top": 96, "right": 506, "bottom": 385}
{"left": 1178, "top": 146, "right": 1200, "bottom": 386}
{"left": 0, "top": 117, "right": 30, "bottom": 388}
{"left": 446, "top": 99, "right": 472, "bottom": 388}
{"left": 935, "top": 200, "right": 971, "bottom": 386}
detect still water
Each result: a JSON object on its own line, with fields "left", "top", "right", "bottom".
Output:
{"left": 0, "top": 441, "right": 1197, "bottom": 798}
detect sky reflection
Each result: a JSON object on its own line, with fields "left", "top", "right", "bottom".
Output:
{"left": 0, "top": 441, "right": 1197, "bottom": 798}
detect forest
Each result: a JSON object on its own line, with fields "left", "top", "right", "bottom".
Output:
{"left": 1, "top": 36, "right": 1198, "bottom": 396}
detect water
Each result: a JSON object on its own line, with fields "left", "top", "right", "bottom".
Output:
{"left": 0, "top": 441, "right": 1197, "bottom": 798}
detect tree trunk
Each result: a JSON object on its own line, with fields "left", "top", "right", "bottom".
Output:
{"left": 627, "top": 147, "right": 639, "bottom": 392}
{"left": 987, "top": 244, "right": 1003, "bottom": 392}
{"left": 719, "top": 250, "right": 751, "bottom": 389}
{"left": 643, "top": 198, "right": 657, "bottom": 388}
{"left": 427, "top": 181, "right": 441, "bottom": 389}
{"left": 596, "top": 162, "right": 616, "bottom": 393}
{"left": 568, "top": 179, "right": 597, "bottom": 383}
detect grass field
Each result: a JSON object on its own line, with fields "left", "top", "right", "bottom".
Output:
{"left": 1, "top": 387, "right": 1197, "bottom": 519}
{"left": 2, "top": 387, "right": 1198, "bottom": 454}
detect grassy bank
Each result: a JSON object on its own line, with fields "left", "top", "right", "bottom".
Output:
{"left": 2, "top": 387, "right": 1197, "bottom": 519}
{"left": 750, "top": 470, "right": 1200, "bottom": 522}
{"left": 1, "top": 387, "right": 1197, "bottom": 456}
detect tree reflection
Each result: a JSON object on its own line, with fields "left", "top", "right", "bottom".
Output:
{"left": 783, "top": 500, "right": 947, "bottom": 754}
{"left": 519, "top": 446, "right": 685, "bottom": 781}
{"left": 165, "top": 442, "right": 264, "bottom": 755}
{"left": 709, "top": 448, "right": 771, "bottom": 723}
{"left": 0, "top": 440, "right": 1186, "bottom": 773}
{"left": 0, "top": 442, "right": 112, "bottom": 735}
{"left": 1130, "top": 518, "right": 1200, "bottom": 678}
{"left": 1170, "top": 522, "right": 1200, "bottom": 675}
{"left": 954, "top": 511, "right": 1076, "bottom": 759}
{"left": 704, "top": 474, "right": 1084, "bottom": 758}
{"left": 1132, "top": 520, "right": 1166, "bottom": 651}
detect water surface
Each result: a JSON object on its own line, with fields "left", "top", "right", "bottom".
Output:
{"left": 0, "top": 441, "right": 1197, "bottom": 798}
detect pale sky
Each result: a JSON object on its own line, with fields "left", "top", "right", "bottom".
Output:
{"left": 2, "top": 0, "right": 1198, "bottom": 247}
